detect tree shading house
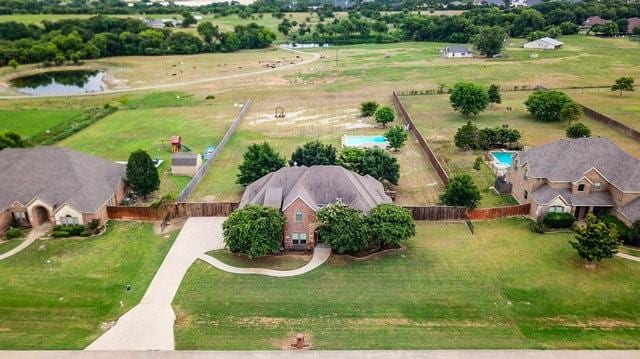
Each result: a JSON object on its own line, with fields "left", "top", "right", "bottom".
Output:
{"left": 239, "top": 166, "right": 392, "bottom": 250}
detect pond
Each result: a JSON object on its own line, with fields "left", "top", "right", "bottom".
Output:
{"left": 10, "top": 70, "right": 106, "bottom": 95}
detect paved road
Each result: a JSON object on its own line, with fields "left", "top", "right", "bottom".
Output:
{"left": 0, "top": 224, "right": 50, "bottom": 261}
{"left": 86, "top": 217, "right": 226, "bottom": 351}
{"left": 198, "top": 246, "right": 331, "bottom": 277}
{"left": 0, "top": 47, "right": 321, "bottom": 100}
{"left": 5, "top": 350, "right": 640, "bottom": 358}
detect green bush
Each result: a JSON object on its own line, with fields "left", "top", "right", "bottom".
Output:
{"left": 52, "top": 231, "right": 71, "bottom": 238}
{"left": 599, "top": 215, "right": 636, "bottom": 245}
{"left": 80, "top": 231, "right": 92, "bottom": 237}
{"left": 543, "top": 212, "right": 575, "bottom": 228}
{"left": 67, "top": 225, "right": 85, "bottom": 236}
{"left": 530, "top": 218, "right": 545, "bottom": 233}
{"left": 5, "top": 227, "right": 23, "bottom": 239}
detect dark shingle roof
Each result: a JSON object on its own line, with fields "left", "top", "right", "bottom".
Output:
{"left": 517, "top": 138, "right": 640, "bottom": 192}
{"left": 0, "top": 147, "right": 124, "bottom": 213}
{"left": 531, "top": 185, "right": 615, "bottom": 207}
{"left": 171, "top": 152, "right": 198, "bottom": 166}
{"left": 444, "top": 45, "right": 472, "bottom": 54}
{"left": 620, "top": 198, "right": 640, "bottom": 222}
{"left": 240, "top": 165, "right": 391, "bottom": 213}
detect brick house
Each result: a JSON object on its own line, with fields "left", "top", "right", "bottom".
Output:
{"left": 239, "top": 165, "right": 392, "bottom": 250}
{"left": 506, "top": 138, "right": 640, "bottom": 225}
{"left": 0, "top": 147, "right": 126, "bottom": 233}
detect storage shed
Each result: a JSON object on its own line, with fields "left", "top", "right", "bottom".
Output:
{"left": 171, "top": 152, "right": 202, "bottom": 176}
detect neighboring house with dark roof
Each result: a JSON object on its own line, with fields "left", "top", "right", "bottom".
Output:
{"left": 506, "top": 137, "right": 640, "bottom": 225}
{"left": 523, "top": 37, "right": 564, "bottom": 50}
{"left": 240, "top": 165, "right": 392, "bottom": 250}
{"left": 627, "top": 17, "right": 640, "bottom": 34}
{"left": 441, "top": 45, "right": 473, "bottom": 58}
{"left": 0, "top": 147, "right": 126, "bottom": 232}
{"left": 582, "top": 16, "right": 612, "bottom": 28}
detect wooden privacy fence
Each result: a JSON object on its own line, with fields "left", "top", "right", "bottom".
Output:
{"left": 107, "top": 202, "right": 240, "bottom": 221}
{"left": 176, "top": 99, "right": 252, "bottom": 202}
{"left": 467, "top": 203, "right": 530, "bottom": 220}
{"left": 403, "top": 203, "right": 530, "bottom": 221}
{"left": 579, "top": 104, "right": 640, "bottom": 142}
{"left": 392, "top": 91, "right": 449, "bottom": 185}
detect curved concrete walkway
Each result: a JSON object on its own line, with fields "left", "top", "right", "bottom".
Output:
{"left": 0, "top": 224, "right": 50, "bottom": 262}
{"left": 617, "top": 252, "right": 640, "bottom": 263}
{"left": 198, "top": 247, "right": 331, "bottom": 277}
{"left": 0, "top": 47, "right": 321, "bottom": 100}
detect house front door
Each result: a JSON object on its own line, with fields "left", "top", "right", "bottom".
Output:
{"left": 574, "top": 206, "right": 589, "bottom": 220}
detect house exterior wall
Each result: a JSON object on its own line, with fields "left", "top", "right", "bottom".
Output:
{"left": 444, "top": 52, "right": 473, "bottom": 58}
{"left": 283, "top": 198, "right": 317, "bottom": 251}
{"left": 0, "top": 209, "right": 12, "bottom": 233}
{"left": 54, "top": 204, "right": 84, "bottom": 226}
{"left": 83, "top": 203, "right": 109, "bottom": 227}
{"left": 172, "top": 165, "right": 199, "bottom": 176}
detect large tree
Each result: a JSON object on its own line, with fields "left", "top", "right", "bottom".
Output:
{"left": 289, "top": 140, "right": 337, "bottom": 167}
{"left": 374, "top": 106, "right": 395, "bottom": 127}
{"left": 559, "top": 101, "right": 583, "bottom": 126}
{"left": 473, "top": 26, "right": 507, "bottom": 58}
{"left": 125, "top": 149, "right": 160, "bottom": 199}
{"left": 524, "top": 90, "right": 573, "bottom": 121}
{"left": 197, "top": 21, "right": 219, "bottom": 44}
{"left": 237, "top": 142, "right": 286, "bottom": 186}
{"left": 0, "top": 131, "right": 26, "bottom": 150}
{"left": 181, "top": 12, "right": 198, "bottom": 27}
{"left": 360, "top": 101, "right": 379, "bottom": 117}
{"left": 368, "top": 204, "right": 416, "bottom": 248}
{"left": 570, "top": 214, "right": 621, "bottom": 266}
{"left": 338, "top": 147, "right": 400, "bottom": 185}
{"left": 566, "top": 122, "right": 591, "bottom": 139}
{"left": 453, "top": 121, "right": 479, "bottom": 150}
{"left": 316, "top": 200, "right": 369, "bottom": 254}
{"left": 450, "top": 82, "right": 489, "bottom": 117}
{"left": 611, "top": 77, "right": 634, "bottom": 97}
{"left": 384, "top": 125, "right": 408, "bottom": 152}
{"left": 223, "top": 205, "right": 285, "bottom": 259}
{"left": 440, "top": 174, "right": 481, "bottom": 209}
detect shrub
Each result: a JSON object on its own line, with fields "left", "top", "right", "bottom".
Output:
{"left": 530, "top": 218, "right": 545, "bottom": 233}
{"left": 374, "top": 106, "right": 395, "bottom": 127}
{"left": 222, "top": 205, "right": 285, "bottom": 258}
{"left": 599, "top": 215, "right": 636, "bottom": 245}
{"left": 52, "top": 231, "right": 71, "bottom": 238}
{"left": 80, "top": 231, "right": 92, "bottom": 237}
{"left": 88, "top": 219, "right": 101, "bottom": 232}
{"left": 360, "top": 101, "right": 379, "bottom": 117}
{"left": 5, "top": 227, "right": 23, "bottom": 239}
{"left": 317, "top": 201, "right": 369, "bottom": 254}
{"left": 368, "top": 204, "right": 415, "bottom": 248}
{"left": 525, "top": 90, "right": 573, "bottom": 121}
{"left": 237, "top": 142, "right": 286, "bottom": 186}
{"left": 67, "top": 225, "right": 85, "bottom": 236}
{"left": 571, "top": 214, "right": 621, "bottom": 264}
{"left": 542, "top": 212, "right": 575, "bottom": 228}
{"left": 205, "top": 94, "right": 215, "bottom": 100}
{"left": 439, "top": 174, "right": 482, "bottom": 209}
{"left": 566, "top": 122, "right": 591, "bottom": 139}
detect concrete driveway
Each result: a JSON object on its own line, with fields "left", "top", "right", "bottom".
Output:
{"left": 86, "top": 217, "right": 226, "bottom": 351}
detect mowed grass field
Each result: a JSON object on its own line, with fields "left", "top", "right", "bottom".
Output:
{"left": 59, "top": 92, "right": 239, "bottom": 198}
{"left": 0, "top": 109, "right": 83, "bottom": 137}
{"left": 400, "top": 90, "right": 640, "bottom": 207}
{"left": 173, "top": 218, "right": 640, "bottom": 349}
{"left": 0, "top": 222, "right": 177, "bottom": 349}
{"left": 567, "top": 88, "right": 640, "bottom": 130}
{"left": 189, "top": 96, "right": 444, "bottom": 205}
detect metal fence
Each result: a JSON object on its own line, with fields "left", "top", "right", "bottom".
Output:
{"left": 176, "top": 99, "right": 252, "bottom": 202}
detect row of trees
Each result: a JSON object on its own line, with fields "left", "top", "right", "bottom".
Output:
{"left": 0, "top": 16, "right": 276, "bottom": 67}
{"left": 237, "top": 141, "right": 401, "bottom": 187}
{"left": 454, "top": 122, "right": 521, "bottom": 151}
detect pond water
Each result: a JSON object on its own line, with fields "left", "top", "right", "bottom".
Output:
{"left": 10, "top": 70, "right": 106, "bottom": 95}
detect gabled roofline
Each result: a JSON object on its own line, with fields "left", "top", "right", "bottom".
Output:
{"left": 534, "top": 194, "right": 570, "bottom": 206}
{"left": 53, "top": 202, "right": 83, "bottom": 216}
{"left": 282, "top": 195, "right": 317, "bottom": 212}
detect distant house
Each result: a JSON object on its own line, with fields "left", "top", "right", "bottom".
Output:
{"left": 582, "top": 16, "right": 612, "bottom": 29}
{"left": 627, "top": 17, "right": 640, "bottom": 34}
{"left": 441, "top": 45, "right": 473, "bottom": 58}
{"left": 523, "top": 37, "right": 564, "bottom": 50}
{"left": 240, "top": 166, "right": 392, "bottom": 250}
{"left": 144, "top": 19, "right": 165, "bottom": 29}
{"left": 0, "top": 147, "right": 125, "bottom": 232}
{"left": 171, "top": 152, "right": 202, "bottom": 177}
{"left": 506, "top": 138, "right": 640, "bottom": 225}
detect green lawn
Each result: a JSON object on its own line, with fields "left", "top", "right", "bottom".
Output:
{"left": 566, "top": 88, "right": 640, "bottom": 131}
{"left": 209, "top": 250, "right": 311, "bottom": 271}
{"left": 0, "top": 238, "right": 23, "bottom": 255}
{"left": 59, "top": 92, "right": 237, "bottom": 198}
{"left": 173, "top": 218, "right": 640, "bottom": 349}
{"left": 0, "top": 109, "right": 83, "bottom": 137}
{"left": 0, "top": 221, "right": 176, "bottom": 349}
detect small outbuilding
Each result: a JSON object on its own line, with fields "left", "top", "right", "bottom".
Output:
{"left": 441, "top": 45, "right": 473, "bottom": 58}
{"left": 523, "top": 37, "right": 564, "bottom": 50}
{"left": 171, "top": 152, "right": 202, "bottom": 176}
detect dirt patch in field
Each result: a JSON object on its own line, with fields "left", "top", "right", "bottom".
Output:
{"left": 538, "top": 316, "right": 640, "bottom": 329}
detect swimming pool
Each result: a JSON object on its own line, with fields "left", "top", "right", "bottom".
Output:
{"left": 342, "top": 135, "right": 389, "bottom": 148}
{"left": 491, "top": 151, "right": 515, "bottom": 167}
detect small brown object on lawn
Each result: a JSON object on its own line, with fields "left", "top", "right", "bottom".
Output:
{"left": 290, "top": 333, "right": 308, "bottom": 349}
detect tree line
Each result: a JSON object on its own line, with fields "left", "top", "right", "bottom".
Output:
{"left": 0, "top": 15, "right": 276, "bottom": 66}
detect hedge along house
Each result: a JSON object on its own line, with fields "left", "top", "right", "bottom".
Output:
{"left": 239, "top": 165, "right": 392, "bottom": 250}
{"left": 0, "top": 147, "right": 125, "bottom": 233}
{"left": 506, "top": 138, "right": 640, "bottom": 225}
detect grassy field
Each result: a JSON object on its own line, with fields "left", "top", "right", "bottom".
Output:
{"left": 0, "top": 238, "right": 23, "bottom": 255}
{"left": 173, "top": 218, "right": 640, "bottom": 349}
{"left": 209, "top": 250, "right": 311, "bottom": 271}
{"left": 566, "top": 88, "right": 640, "bottom": 130}
{"left": 0, "top": 221, "right": 177, "bottom": 349}
{"left": 59, "top": 92, "right": 238, "bottom": 198}
{"left": 400, "top": 90, "right": 640, "bottom": 207}
{"left": 189, "top": 96, "right": 444, "bottom": 205}
{"left": 0, "top": 109, "right": 83, "bottom": 137}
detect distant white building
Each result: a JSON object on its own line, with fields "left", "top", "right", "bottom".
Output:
{"left": 441, "top": 45, "right": 473, "bottom": 58}
{"left": 523, "top": 37, "right": 564, "bottom": 50}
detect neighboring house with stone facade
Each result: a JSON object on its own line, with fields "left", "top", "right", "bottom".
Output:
{"left": 0, "top": 147, "right": 125, "bottom": 233}
{"left": 506, "top": 137, "right": 640, "bottom": 225}
{"left": 239, "top": 165, "right": 392, "bottom": 250}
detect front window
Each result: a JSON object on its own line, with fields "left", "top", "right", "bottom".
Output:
{"left": 292, "top": 232, "right": 307, "bottom": 245}
{"left": 295, "top": 211, "right": 303, "bottom": 222}
{"left": 59, "top": 215, "right": 79, "bottom": 226}
{"left": 13, "top": 211, "right": 27, "bottom": 222}
{"left": 548, "top": 206, "right": 564, "bottom": 213}
{"left": 594, "top": 182, "right": 602, "bottom": 190}
{"left": 577, "top": 184, "right": 585, "bottom": 192}
{"left": 524, "top": 169, "right": 529, "bottom": 180}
